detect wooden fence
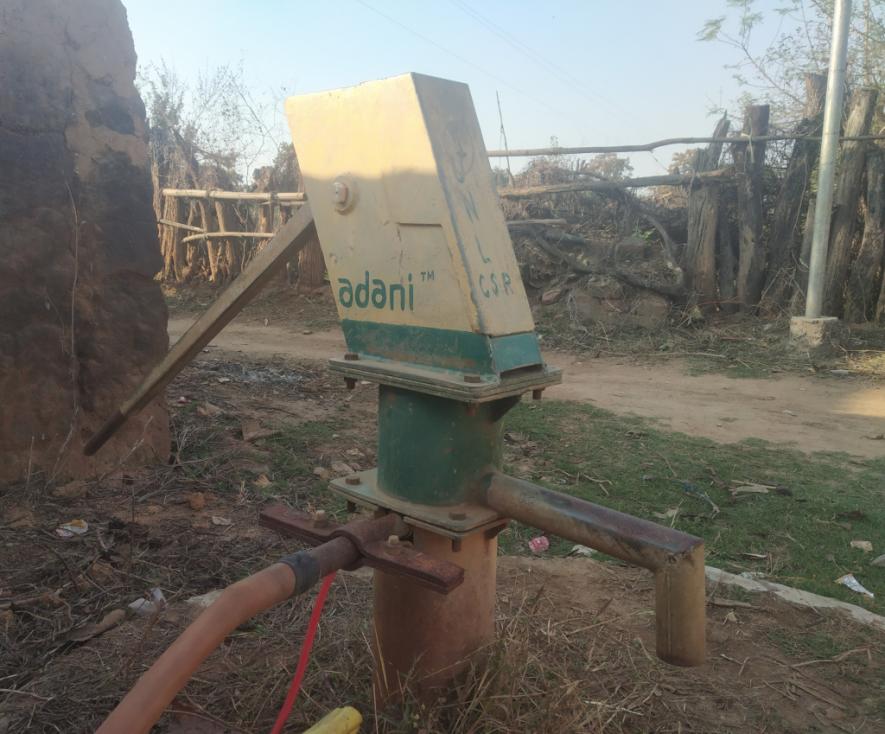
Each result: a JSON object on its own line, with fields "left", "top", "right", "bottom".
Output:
{"left": 157, "top": 78, "right": 884, "bottom": 320}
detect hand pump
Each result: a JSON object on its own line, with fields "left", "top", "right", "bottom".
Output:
{"left": 89, "top": 74, "right": 705, "bottom": 720}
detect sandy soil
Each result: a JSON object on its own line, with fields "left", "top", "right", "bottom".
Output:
{"left": 170, "top": 316, "right": 885, "bottom": 458}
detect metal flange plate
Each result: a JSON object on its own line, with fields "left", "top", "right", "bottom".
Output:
{"left": 329, "top": 468, "right": 504, "bottom": 537}
{"left": 329, "top": 358, "right": 561, "bottom": 403}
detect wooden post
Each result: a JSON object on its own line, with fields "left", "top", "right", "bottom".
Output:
{"left": 846, "top": 148, "right": 885, "bottom": 321}
{"left": 716, "top": 188, "right": 739, "bottom": 312}
{"left": 686, "top": 116, "right": 730, "bottom": 307}
{"left": 296, "top": 235, "right": 326, "bottom": 291}
{"left": 196, "top": 198, "right": 221, "bottom": 283}
{"left": 159, "top": 194, "right": 183, "bottom": 281}
{"left": 762, "top": 74, "right": 827, "bottom": 311}
{"left": 184, "top": 202, "right": 203, "bottom": 279}
{"left": 824, "top": 88, "right": 879, "bottom": 316}
{"left": 214, "top": 200, "right": 241, "bottom": 281}
{"left": 734, "top": 104, "right": 770, "bottom": 309}
{"left": 257, "top": 201, "right": 274, "bottom": 247}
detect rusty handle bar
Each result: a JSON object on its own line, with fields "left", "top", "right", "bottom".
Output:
{"left": 482, "top": 472, "right": 705, "bottom": 667}
{"left": 84, "top": 204, "right": 317, "bottom": 456}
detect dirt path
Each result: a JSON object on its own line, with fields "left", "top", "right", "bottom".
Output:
{"left": 170, "top": 316, "right": 885, "bottom": 458}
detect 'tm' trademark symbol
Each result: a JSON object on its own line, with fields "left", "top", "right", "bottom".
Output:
{"left": 421, "top": 271, "right": 435, "bottom": 282}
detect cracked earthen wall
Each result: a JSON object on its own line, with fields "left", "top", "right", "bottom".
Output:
{"left": 0, "top": 0, "right": 170, "bottom": 482}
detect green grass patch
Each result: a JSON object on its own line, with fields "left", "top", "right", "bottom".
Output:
{"left": 259, "top": 421, "right": 353, "bottom": 518}
{"left": 535, "top": 303, "right": 885, "bottom": 379}
{"left": 501, "top": 400, "right": 885, "bottom": 613}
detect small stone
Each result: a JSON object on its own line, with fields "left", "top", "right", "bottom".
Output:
{"left": 186, "top": 589, "right": 223, "bottom": 609}
{"left": 313, "top": 466, "right": 331, "bottom": 481}
{"left": 871, "top": 553, "right": 885, "bottom": 568}
{"left": 188, "top": 492, "right": 206, "bottom": 511}
{"left": 3, "top": 507, "right": 35, "bottom": 529}
{"left": 53, "top": 480, "right": 88, "bottom": 499}
{"left": 241, "top": 419, "right": 277, "bottom": 442}
{"left": 331, "top": 461, "right": 353, "bottom": 475}
{"left": 196, "top": 402, "right": 223, "bottom": 418}
{"left": 540, "top": 287, "right": 565, "bottom": 305}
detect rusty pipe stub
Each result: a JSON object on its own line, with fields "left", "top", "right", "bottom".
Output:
{"left": 259, "top": 504, "right": 464, "bottom": 593}
{"left": 482, "top": 472, "right": 705, "bottom": 667}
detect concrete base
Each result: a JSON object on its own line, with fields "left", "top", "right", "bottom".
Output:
{"left": 789, "top": 316, "right": 846, "bottom": 357}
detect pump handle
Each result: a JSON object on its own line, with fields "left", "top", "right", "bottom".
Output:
{"left": 84, "top": 204, "right": 316, "bottom": 455}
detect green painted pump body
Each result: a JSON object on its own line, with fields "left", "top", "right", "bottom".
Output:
{"left": 377, "top": 387, "right": 520, "bottom": 505}
{"left": 290, "top": 74, "right": 560, "bottom": 520}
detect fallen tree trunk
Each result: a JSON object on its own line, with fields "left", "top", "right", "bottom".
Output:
{"left": 761, "top": 73, "right": 826, "bottom": 311}
{"left": 734, "top": 104, "right": 770, "bottom": 309}
{"left": 162, "top": 188, "right": 306, "bottom": 202}
{"left": 846, "top": 148, "right": 885, "bottom": 321}
{"left": 530, "top": 231, "right": 685, "bottom": 298}
{"left": 487, "top": 134, "right": 885, "bottom": 157}
{"left": 686, "top": 116, "right": 730, "bottom": 307}
{"left": 824, "top": 88, "right": 878, "bottom": 316}
{"left": 498, "top": 169, "right": 731, "bottom": 198}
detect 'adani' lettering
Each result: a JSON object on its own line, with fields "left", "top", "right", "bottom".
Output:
{"left": 338, "top": 271, "right": 415, "bottom": 311}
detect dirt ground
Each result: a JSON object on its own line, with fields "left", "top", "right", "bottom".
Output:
{"left": 169, "top": 306, "right": 885, "bottom": 459}
{"left": 3, "top": 288, "right": 884, "bottom": 732}
{"left": 2, "top": 349, "right": 883, "bottom": 733}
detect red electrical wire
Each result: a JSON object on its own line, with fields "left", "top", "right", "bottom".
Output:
{"left": 270, "top": 572, "right": 337, "bottom": 734}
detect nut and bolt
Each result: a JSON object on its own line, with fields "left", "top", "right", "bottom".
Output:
{"left": 532, "top": 388, "right": 544, "bottom": 401}
{"left": 345, "top": 377, "right": 356, "bottom": 390}
{"left": 332, "top": 180, "right": 351, "bottom": 210}
{"left": 386, "top": 534, "right": 400, "bottom": 547}
{"left": 344, "top": 352, "right": 360, "bottom": 361}
{"left": 463, "top": 374, "right": 482, "bottom": 384}
{"left": 448, "top": 511, "right": 467, "bottom": 521}
{"left": 345, "top": 475, "right": 361, "bottom": 486}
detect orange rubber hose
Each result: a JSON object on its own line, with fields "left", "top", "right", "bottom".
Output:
{"left": 98, "top": 562, "right": 296, "bottom": 734}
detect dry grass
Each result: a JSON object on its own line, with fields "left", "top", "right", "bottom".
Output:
{"left": 2, "top": 355, "right": 883, "bottom": 733}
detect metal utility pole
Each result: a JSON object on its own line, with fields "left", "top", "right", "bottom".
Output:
{"left": 805, "top": 0, "right": 852, "bottom": 318}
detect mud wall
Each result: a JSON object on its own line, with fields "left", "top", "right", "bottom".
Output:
{"left": 0, "top": 0, "right": 169, "bottom": 482}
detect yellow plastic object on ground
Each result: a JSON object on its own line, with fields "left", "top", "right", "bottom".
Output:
{"left": 302, "top": 706, "right": 362, "bottom": 734}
